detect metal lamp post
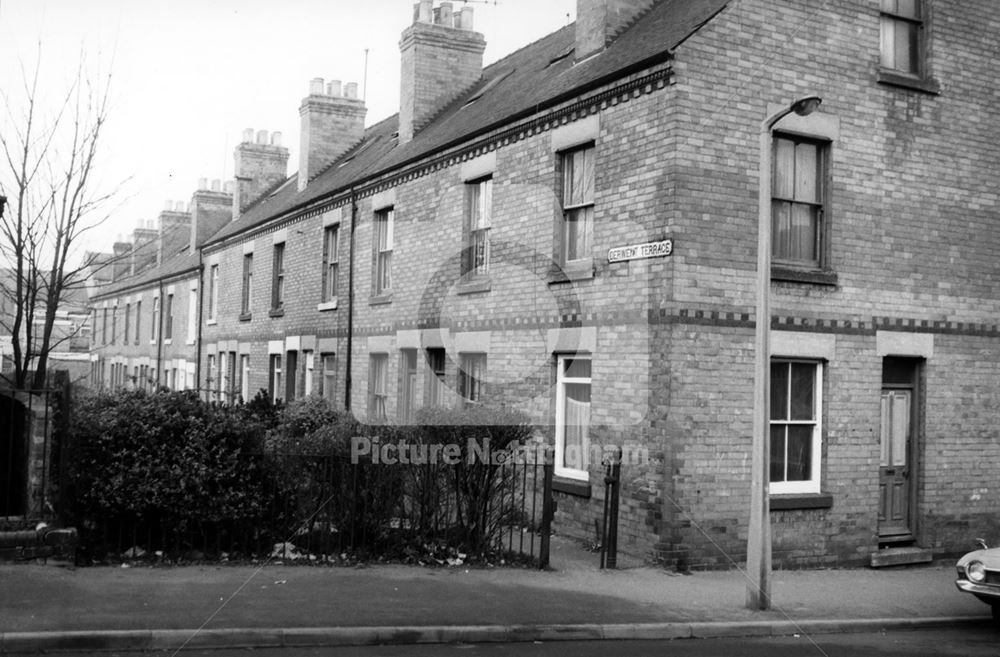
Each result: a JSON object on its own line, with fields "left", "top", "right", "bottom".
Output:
{"left": 747, "top": 95, "right": 822, "bottom": 611}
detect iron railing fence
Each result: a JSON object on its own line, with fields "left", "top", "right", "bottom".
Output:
{"left": 79, "top": 450, "right": 553, "bottom": 567}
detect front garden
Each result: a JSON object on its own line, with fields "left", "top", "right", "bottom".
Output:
{"left": 64, "top": 390, "right": 551, "bottom": 567}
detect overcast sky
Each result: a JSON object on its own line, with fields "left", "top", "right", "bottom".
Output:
{"left": 0, "top": 0, "right": 577, "bottom": 256}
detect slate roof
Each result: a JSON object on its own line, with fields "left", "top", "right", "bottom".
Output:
{"left": 206, "top": 0, "right": 730, "bottom": 248}
{"left": 89, "top": 239, "right": 198, "bottom": 300}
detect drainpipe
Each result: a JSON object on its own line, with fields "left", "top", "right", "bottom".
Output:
{"left": 155, "top": 280, "right": 164, "bottom": 389}
{"left": 195, "top": 262, "right": 204, "bottom": 396}
{"left": 345, "top": 189, "right": 357, "bottom": 412}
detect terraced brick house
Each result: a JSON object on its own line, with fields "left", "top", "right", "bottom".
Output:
{"left": 88, "top": 181, "right": 232, "bottom": 393}
{"left": 91, "top": 0, "right": 1000, "bottom": 568}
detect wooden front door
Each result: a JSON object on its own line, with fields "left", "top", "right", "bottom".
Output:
{"left": 878, "top": 358, "right": 919, "bottom": 542}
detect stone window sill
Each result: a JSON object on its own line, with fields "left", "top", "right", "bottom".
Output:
{"left": 770, "top": 492, "right": 833, "bottom": 511}
{"left": 269, "top": 308, "right": 285, "bottom": 318}
{"left": 206, "top": 319, "right": 217, "bottom": 326}
{"left": 877, "top": 69, "right": 940, "bottom": 95}
{"left": 548, "top": 258, "right": 595, "bottom": 285}
{"left": 369, "top": 293, "right": 393, "bottom": 306}
{"left": 552, "top": 475, "right": 591, "bottom": 498}
{"left": 772, "top": 265, "right": 838, "bottom": 287}
{"left": 317, "top": 300, "right": 338, "bottom": 312}
{"left": 456, "top": 277, "right": 491, "bottom": 295}
{"left": 239, "top": 312, "right": 252, "bottom": 322}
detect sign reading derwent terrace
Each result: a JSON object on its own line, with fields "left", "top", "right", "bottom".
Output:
{"left": 607, "top": 239, "right": 673, "bottom": 263}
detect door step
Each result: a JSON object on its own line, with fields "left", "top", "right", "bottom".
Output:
{"left": 870, "top": 546, "right": 932, "bottom": 568}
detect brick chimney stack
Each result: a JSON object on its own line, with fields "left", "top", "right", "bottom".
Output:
{"left": 398, "top": 0, "right": 485, "bottom": 144}
{"left": 298, "top": 78, "right": 367, "bottom": 191}
{"left": 190, "top": 179, "right": 233, "bottom": 252}
{"left": 112, "top": 239, "right": 132, "bottom": 282}
{"left": 130, "top": 222, "right": 159, "bottom": 276}
{"left": 575, "top": 0, "right": 655, "bottom": 61}
{"left": 157, "top": 200, "right": 192, "bottom": 264}
{"left": 232, "top": 129, "right": 289, "bottom": 220}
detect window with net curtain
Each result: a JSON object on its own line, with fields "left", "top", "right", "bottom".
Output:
{"left": 561, "top": 145, "right": 594, "bottom": 264}
{"left": 374, "top": 209, "right": 393, "bottom": 295}
{"left": 464, "top": 177, "right": 492, "bottom": 277}
{"left": 459, "top": 353, "right": 486, "bottom": 406}
{"left": 556, "top": 355, "right": 591, "bottom": 480}
{"left": 880, "top": 0, "right": 923, "bottom": 76}
{"left": 368, "top": 353, "right": 388, "bottom": 420}
{"left": 772, "top": 134, "right": 826, "bottom": 268}
{"left": 321, "top": 353, "right": 336, "bottom": 401}
{"left": 426, "top": 348, "right": 447, "bottom": 407}
{"left": 271, "top": 243, "right": 285, "bottom": 310}
{"left": 322, "top": 225, "right": 339, "bottom": 302}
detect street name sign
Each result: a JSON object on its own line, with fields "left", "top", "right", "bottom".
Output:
{"left": 607, "top": 239, "right": 673, "bottom": 263}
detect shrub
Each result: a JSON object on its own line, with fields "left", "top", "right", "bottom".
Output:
{"left": 410, "top": 405, "right": 534, "bottom": 555}
{"left": 66, "top": 390, "right": 542, "bottom": 564}
{"left": 68, "top": 389, "right": 273, "bottom": 557}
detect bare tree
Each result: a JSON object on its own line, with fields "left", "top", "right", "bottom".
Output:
{"left": 0, "top": 43, "right": 126, "bottom": 389}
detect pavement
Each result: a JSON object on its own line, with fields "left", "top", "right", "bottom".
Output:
{"left": 0, "top": 536, "right": 992, "bottom": 653}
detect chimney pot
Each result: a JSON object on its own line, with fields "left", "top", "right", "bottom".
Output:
{"left": 198, "top": 177, "right": 208, "bottom": 190}
{"left": 224, "top": 180, "right": 235, "bottom": 194}
{"left": 328, "top": 79, "right": 342, "bottom": 97}
{"left": 414, "top": 0, "right": 433, "bottom": 23}
{"left": 211, "top": 179, "right": 221, "bottom": 191}
{"left": 459, "top": 6, "right": 474, "bottom": 29}
{"left": 438, "top": 2, "right": 453, "bottom": 25}
{"left": 242, "top": 128, "right": 254, "bottom": 143}
{"left": 310, "top": 77, "right": 325, "bottom": 95}
{"left": 345, "top": 82, "right": 358, "bottom": 99}
{"left": 163, "top": 201, "right": 173, "bottom": 211}
{"left": 174, "top": 201, "right": 185, "bottom": 212}
{"left": 256, "top": 129, "right": 269, "bottom": 145}
{"left": 271, "top": 131, "right": 282, "bottom": 146}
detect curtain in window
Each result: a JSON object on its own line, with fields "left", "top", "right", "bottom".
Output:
{"left": 369, "top": 356, "right": 387, "bottom": 419}
{"left": 376, "top": 212, "right": 393, "bottom": 293}
{"left": 772, "top": 139, "right": 820, "bottom": 265}
{"left": 563, "top": 147, "right": 594, "bottom": 262}
{"left": 461, "top": 355, "right": 486, "bottom": 403}
{"left": 563, "top": 383, "right": 591, "bottom": 470}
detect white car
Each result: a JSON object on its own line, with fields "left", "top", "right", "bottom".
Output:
{"left": 955, "top": 539, "right": 1000, "bottom": 622}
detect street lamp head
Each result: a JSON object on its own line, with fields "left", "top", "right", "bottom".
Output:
{"left": 791, "top": 95, "right": 822, "bottom": 117}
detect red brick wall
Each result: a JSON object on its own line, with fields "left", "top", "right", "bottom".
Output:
{"left": 658, "top": 0, "right": 1000, "bottom": 567}
{"left": 188, "top": 0, "right": 999, "bottom": 569}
